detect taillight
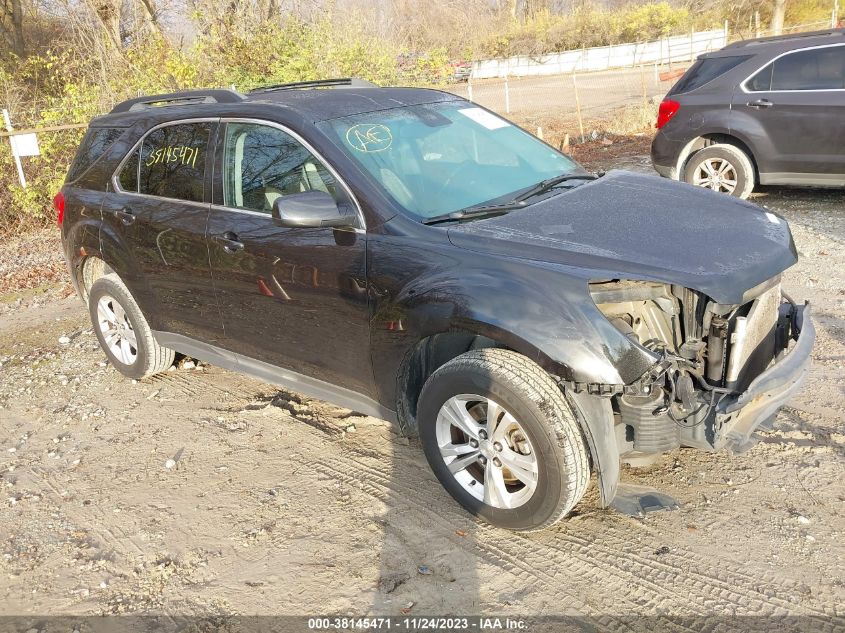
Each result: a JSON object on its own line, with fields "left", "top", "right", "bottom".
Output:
{"left": 656, "top": 99, "right": 680, "bottom": 129}
{"left": 53, "top": 191, "right": 65, "bottom": 227}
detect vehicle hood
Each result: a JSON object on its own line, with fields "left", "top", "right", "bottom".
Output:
{"left": 447, "top": 170, "right": 796, "bottom": 304}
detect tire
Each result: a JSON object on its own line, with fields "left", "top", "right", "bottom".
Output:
{"left": 683, "top": 144, "right": 755, "bottom": 199}
{"left": 418, "top": 349, "right": 590, "bottom": 531}
{"left": 88, "top": 274, "right": 175, "bottom": 380}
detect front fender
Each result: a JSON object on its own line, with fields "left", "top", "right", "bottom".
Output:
{"left": 370, "top": 252, "right": 659, "bottom": 406}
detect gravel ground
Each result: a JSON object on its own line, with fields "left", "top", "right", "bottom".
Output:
{"left": 1, "top": 150, "right": 843, "bottom": 630}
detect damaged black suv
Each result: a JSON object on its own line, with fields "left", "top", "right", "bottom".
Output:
{"left": 59, "top": 79, "right": 814, "bottom": 531}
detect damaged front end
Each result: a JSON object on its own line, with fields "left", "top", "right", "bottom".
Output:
{"left": 588, "top": 278, "right": 814, "bottom": 460}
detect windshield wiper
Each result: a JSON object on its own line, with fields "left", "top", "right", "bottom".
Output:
{"left": 421, "top": 201, "right": 527, "bottom": 226}
{"left": 513, "top": 172, "right": 597, "bottom": 203}
{"left": 421, "top": 172, "right": 596, "bottom": 226}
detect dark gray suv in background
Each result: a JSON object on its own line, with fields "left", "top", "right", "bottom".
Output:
{"left": 651, "top": 28, "right": 844, "bottom": 198}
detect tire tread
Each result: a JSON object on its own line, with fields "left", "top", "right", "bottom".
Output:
{"left": 89, "top": 274, "right": 175, "bottom": 380}
{"left": 422, "top": 348, "right": 590, "bottom": 531}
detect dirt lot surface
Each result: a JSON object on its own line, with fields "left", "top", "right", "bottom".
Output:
{"left": 1, "top": 148, "right": 844, "bottom": 630}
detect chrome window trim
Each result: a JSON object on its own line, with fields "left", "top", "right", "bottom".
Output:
{"left": 740, "top": 42, "right": 845, "bottom": 93}
{"left": 110, "top": 116, "right": 366, "bottom": 231}
{"left": 217, "top": 118, "right": 366, "bottom": 230}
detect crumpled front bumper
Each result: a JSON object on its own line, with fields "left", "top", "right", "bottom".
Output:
{"left": 714, "top": 302, "right": 814, "bottom": 452}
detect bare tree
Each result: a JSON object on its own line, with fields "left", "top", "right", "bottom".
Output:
{"left": 1, "top": 0, "right": 25, "bottom": 57}
{"left": 138, "top": 0, "right": 165, "bottom": 37}
{"left": 771, "top": 0, "right": 786, "bottom": 34}
{"left": 85, "top": 0, "right": 122, "bottom": 48}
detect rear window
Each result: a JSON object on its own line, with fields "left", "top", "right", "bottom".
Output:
{"left": 747, "top": 45, "right": 845, "bottom": 91}
{"left": 67, "top": 127, "right": 125, "bottom": 181}
{"left": 669, "top": 56, "right": 751, "bottom": 94}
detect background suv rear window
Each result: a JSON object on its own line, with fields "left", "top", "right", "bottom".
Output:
{"left": 66, "top": 127, "right": 125, "bottom": 182}
{"left": 669, "top": 55, "right": 751, "bottom": 95}
{"left": 138, "top": 122, "right": 211, "bottom": 202}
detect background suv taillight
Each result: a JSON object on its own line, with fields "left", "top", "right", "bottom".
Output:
{"left": 53, "top": 191, "right": 65, "bottom": 227}
{"left": 656, "top": 99, "right": 680, "bottom": 129}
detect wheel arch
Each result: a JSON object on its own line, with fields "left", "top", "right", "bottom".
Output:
{"left": 676, "top": 132, "right": 759, "bottom": 183}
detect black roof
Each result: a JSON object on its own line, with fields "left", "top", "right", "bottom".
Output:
{"left": 93, "top": 79, "right": 460, "bottom": 128}
{"left": 245, "top": 86, "right": 459, "bottom": 120}
{"left": 705, "top": 28, "right": 844, "bottom": 57}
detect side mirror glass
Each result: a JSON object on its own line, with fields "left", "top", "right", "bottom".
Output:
{"left": 271, "top": 191, "right": 355, "bottom": 228}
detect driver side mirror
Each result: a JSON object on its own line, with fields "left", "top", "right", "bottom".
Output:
{"left": 271, "top": 191, "right": 356, "bottom": 229}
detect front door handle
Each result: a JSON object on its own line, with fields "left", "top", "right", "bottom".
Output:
{"left": 115, "top": 208, "right": 135, "bottom": 226}
{"left": 215, "top": 232, "right": 244, "bottom": 254}
{"left": 746, "top": 99, "right": 773, "bottom": 108}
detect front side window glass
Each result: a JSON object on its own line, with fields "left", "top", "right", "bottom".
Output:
{"left": 139, "top": 122, "right": 211, "bottom": 202}
{"left": 770, "top": 46, "right": 845, "bottom": 90}
{"left": 222, "top": 123, "right": 337, "bottom": 214}
{"left": 320, "top": 102, "right": 578, "bottom": 220}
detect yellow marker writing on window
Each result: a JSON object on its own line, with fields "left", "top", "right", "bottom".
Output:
{"left": 145, "top": 145, "right": 200, "bottom": 168}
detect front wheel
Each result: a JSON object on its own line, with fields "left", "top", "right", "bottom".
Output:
{"left": 683, "top": 144, "right": 755, "bottom": 199}
{"left": 418, "top": 349, "right": 590, "bottom": 531}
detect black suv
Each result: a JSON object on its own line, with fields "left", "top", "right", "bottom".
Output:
{"left": 652, "top": 29, "right": 845, "bottom": 198}
{"left": 59, "top": 79, "right": 813, "bottom": 531}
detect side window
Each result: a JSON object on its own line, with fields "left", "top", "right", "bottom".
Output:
{"left": 67, "top": 127, "right": 125, "bottom": 181}
{"left": 222, "top": 122, "right": 337, "bottom": 213}
{"left": 118, "top": 148, "right": 140, "bottom": 192}
{"left": 139, "top": 122, "right": 211, "bottom": 202}
{"left": 669, "top": 55, "right": 751, "bottom": 95}
{"left": 747, "top": 63, "right": 773, "bottom": 92}
{"left": 770, "top": 46, "right": 845, "bottom": 90}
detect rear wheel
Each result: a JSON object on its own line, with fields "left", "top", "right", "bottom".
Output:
{"left": 88, "top": 274, "right": 175, "bottom": 380}
{"left": 684, "top": 144, "right": 755, "bottom": 199}
{"left": 418, "top": 349, "right": 590, "bottom": 531}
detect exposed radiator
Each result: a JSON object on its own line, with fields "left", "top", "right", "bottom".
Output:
{"left": 726, "top": 284, "right": 780, "bottom": 391}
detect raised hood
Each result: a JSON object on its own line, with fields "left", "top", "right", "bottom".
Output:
{"left": 447, "top": 170, "right": 797, "bottom": 304}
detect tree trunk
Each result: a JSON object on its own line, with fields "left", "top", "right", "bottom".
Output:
{"left": 86, "top": 0, "right": 123, "bottom": 49}
{"left": 771, "top": 0, "right": 787, "bottom": 35}
{"left": 138, "top": 0, "right": 165, "bottom": 37}
{"left": 0, "top": 0, "right": 25, "bottom": 58}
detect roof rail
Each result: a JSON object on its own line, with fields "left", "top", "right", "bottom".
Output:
{"left": 110, "top": 89, "right": 246, "bottom": 114}
{"left": 724, "top": 27, "right": 844, "bottom": 49}
{"left": 249, "top": 78, "right": 378, "bottom": 94}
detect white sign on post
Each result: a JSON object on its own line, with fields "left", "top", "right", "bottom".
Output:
{"left": 10, "top": 133, "right": 40, "bottom": 157}
{"left": 2, "top": 108, "right": 29, "bottom": 188}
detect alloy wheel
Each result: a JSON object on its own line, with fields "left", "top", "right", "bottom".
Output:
{"left": 435, "top": 394, "right": 539, "bottom": 509}
{"left": 692, "top": 157, "right": 738, "bottom": 194}
{"left": 96, "top": 294, "right": 138, "bottom": 366}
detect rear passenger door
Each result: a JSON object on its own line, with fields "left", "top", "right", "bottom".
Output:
{"left": 737, "top": 44, "right": 845, "bottom": 178}
{"left": 101, "top": 119, "right": 224, "bottom": 344}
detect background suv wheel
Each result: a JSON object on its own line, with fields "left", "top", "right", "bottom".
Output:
{"left": 88, "top": 274, "right": 175, "bottom": 380}
{"left": 417, "top": 348, "right": 590, "bottom": 531}
{"left": 683, "top": 144, "right": 755, "bottom": 199}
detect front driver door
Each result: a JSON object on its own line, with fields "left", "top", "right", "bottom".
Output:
{"left": 206, "top": 120, "right": 372, "bottom": 396}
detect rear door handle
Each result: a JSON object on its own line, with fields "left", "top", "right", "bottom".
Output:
{"left": 215, "top": 232, "right": 244, "bottom": 254}
{"left": 746, "top": 99, "right": 773, "bottom": 108}
{"left": 114, "top": 208, "right": 135, "bottom": 226}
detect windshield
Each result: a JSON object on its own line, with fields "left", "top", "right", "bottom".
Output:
{"left": 319, "top": 101, "right": 580, "bottom": 221}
